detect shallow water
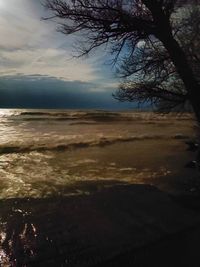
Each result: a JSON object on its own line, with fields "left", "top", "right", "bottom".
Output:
{"left": 0, "top": 109, "right": 198, "bottom": 198}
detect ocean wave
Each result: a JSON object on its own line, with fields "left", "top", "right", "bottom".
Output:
{"left": 20, "top": 112, "right": 55, "bottom": 116}
{"left": 20, "top": 117, "right": 79, "bottom": 121}
{"left": 0, "top": 134, "right": 190, "bottom": 154}
{"left": 15, "top": 111, "right": 194, "bottom": 123}
{"left": 15, "top": 111, "right": 126, "bottom": 122}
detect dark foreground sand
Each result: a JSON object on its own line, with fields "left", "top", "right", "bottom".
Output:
{"left": 1, "top": 184, "right": 200, "bottom": 267}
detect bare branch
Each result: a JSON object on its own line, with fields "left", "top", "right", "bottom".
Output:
{"left": 44, "top": 0, "right": 200, "bottom": 117}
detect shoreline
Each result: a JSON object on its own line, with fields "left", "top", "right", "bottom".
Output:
{"left": 1, "top": 184, "right": 200, "bottom": 266}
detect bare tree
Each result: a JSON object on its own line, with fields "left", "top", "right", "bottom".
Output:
{"left": 44, "top": 0, "right": 200, "bottom": 122}
{"left": 115, "top": 5, "right": 200, "bottom": 112}
{"left": 114, "top": 37, "right": 188, "bottom": 112}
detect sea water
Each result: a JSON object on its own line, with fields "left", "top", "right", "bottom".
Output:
{"left": 0, "top": 109, "right": 197, "bottom": 198}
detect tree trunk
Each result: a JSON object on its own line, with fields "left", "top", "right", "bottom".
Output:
{"left": 158, "top": 32, "right": 200, "bottom": 124}
{"left": 159, "top": 32, "right": 200, "bottom": 172}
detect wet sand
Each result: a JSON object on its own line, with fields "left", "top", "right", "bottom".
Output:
{"left": 1, "top": 184, "right": 200, "bottom": 267}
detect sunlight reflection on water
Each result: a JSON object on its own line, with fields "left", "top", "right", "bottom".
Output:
{"left": 0, "top": 220, "right": 39, "bottom": 266}
{"left": 0, "top": 109, "right": 197, "bottom": 199}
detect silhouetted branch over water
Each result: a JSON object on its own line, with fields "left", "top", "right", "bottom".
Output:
{"left": 44, "top": 0, "right": 200, "bottom": 121}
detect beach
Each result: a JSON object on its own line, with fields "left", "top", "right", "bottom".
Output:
{"left": 0, "top": 109, "right": 200, "bottom": 266}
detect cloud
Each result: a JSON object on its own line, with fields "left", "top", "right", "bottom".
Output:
{"left": 0, "top": 48, "right": 98, "bottom": 81}
{"left": 0, "top": 74, "right": 135, "bottom": 109}
{"left": 0, "top": 1, "right": 50, "bottom": 51}
{"left": 0, "top": 0, "right": 101, "bottom": 82}
{"left": 0, "top": 0, "right": 124, "bottom": 112}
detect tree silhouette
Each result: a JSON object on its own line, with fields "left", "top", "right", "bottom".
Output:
{"left": 114, "top": 5, "right": 200, "bottom": 112}
{"left": 44, "top": 0, "right": 200, "bottom": 121}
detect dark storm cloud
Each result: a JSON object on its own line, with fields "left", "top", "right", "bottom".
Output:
{"left": 0, "top": 75, "right": 135, "bottom": 109}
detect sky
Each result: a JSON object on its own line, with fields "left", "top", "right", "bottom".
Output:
{"left": 0, "top": 0, "right": 136, "bottom": 109}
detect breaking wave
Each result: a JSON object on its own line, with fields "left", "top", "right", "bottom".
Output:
{"left": 14, "top": 110, "right": 195, "bottom": 123}
{"left": 0, "top": 134, "right": 190, "bottom": 154}
{"left": 17, "top": 111, "right": 125, "bottom": 122}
